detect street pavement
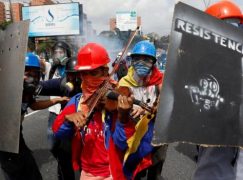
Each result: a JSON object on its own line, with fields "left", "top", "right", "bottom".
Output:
{"left": 0, "top": 109, "right": 197, "bottom": 180}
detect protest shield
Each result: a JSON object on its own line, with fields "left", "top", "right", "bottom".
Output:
{"left": 153, "top": 2, "right": 243, "bottom": 146}
{"left": 0, "top": 20, "right": 29, "bottom": 153}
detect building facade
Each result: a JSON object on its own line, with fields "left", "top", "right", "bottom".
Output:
{"left": 2, "top": 2, "right": 23, "bottom": 22}
{"left": 30, "top": 0, "right": 54, "bottom": 6}
{"left": 0, "top": 2, "right": 5, "bottom": 23}
{"left": 1, "top": 0, "right": 54, "bottom": 23}
{"left": 11, "top": 3, "right": 23, "bottom": 22}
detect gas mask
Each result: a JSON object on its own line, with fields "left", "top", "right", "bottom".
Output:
{"left": 23, "top": 77, "right": 40, "bottom": 94}
{"left": 53, "top": 47, "right": 68, "bottom": 66}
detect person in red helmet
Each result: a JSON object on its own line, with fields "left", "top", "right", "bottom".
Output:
{"left": 193, "top": 1, "right": 243, "bottom": 180}
{"left": 205, "top": 0, "right": 243, "bottom": 22}
{"left": 52, "top": 43, "right": 117, "bottom": 180}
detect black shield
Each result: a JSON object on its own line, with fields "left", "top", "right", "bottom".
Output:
{"left": 153, "top": 2, "right": 243, "bottom": 146}
{"left": 0, "top": 20, "right": 29, "bottom": 153}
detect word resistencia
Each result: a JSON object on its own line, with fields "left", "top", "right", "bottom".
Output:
{"left": 175, "top": 18, "right": 243, "bottom": 55}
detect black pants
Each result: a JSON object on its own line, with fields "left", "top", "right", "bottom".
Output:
{"left": 52, "top": 145, "right": 75, "bottom": 180}
{"left": 48, "top": 112, "right": 75, "bottom": 180}
{"left": 0, "top": 131, "right": 42, "bottom": 180}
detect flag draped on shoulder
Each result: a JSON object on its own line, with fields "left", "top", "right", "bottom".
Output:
{"left": 111, "top": 65, "right": 163, "bottom": 179}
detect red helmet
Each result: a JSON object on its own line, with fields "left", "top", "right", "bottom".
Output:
{"left": 205, "top": 0, "right": 243, "bottom": 20}
{"left": 75, "top": 43, "right": 110, "bottom": 71}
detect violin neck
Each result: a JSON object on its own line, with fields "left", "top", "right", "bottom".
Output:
{"left": 106, "top": 91, "right": 152, "bottom": 112}
{"left": 134, "top": 100, "right": 152, "bottom": 112}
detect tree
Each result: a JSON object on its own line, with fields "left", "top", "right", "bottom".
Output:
{"left": 0, "top": 21, "right": 12, "bottom": 30}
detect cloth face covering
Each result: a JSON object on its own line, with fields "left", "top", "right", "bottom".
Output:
{"left": 132, "top": 59, "right": 153, "bottom": 77}
{"left": 81, "top": 74, "right": 106, "bottom": 102}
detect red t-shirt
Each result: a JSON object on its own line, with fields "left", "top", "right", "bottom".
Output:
{"left": 53, "top": 94, "right": 111, "bottom": 177}
{"left": 80, "top": 111, "right": 110, "bottom": 177}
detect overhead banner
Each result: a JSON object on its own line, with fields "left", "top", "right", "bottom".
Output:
{"left": 0, "top": 21, "right": 29, "bottom": 153}
{"left": 153, "top": 2, "right": 243, "bottom": 146}
{"left": 22, "top": 3, "right": 80, "bottom": 37}
{"left": 116, "top": 11, "right": 137, "bottom": 31}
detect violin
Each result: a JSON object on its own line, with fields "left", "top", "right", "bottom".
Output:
{"left": 104, "top": 86, "right": 155, "bottom": 113}
{"left": 83, "top": 85, "right": 156, "bottom": 128}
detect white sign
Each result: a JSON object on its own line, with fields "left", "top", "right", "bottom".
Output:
{"left": 116, "top": 11, "right": 137, "bottom": 31}
{"left": 22, "top": 3, "right": 80, "bottom": 37}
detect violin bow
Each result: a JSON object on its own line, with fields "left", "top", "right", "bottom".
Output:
{"left": 85, "top": 26, "right": 140, "bottom": 119}
{"left": 109, "top": 26, "right": 140, "bottom": 77}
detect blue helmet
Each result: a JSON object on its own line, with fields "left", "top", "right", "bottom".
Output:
{"left": 25, "top": 52, "right": 40, "bottom": 68}
{"left": 131, "top": 40, "right": 156, "bottom": 61}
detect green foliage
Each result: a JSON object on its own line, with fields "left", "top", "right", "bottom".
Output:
{"left": 0, "top": 21, "right": 12, "bottom": 30}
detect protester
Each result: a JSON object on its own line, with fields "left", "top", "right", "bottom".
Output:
{"left": 0, "top": 52, "right": 68, "bottom": 180}
{"left": 112, "top": 51, "right": 129, "bottom": 81}
{"left": 52, "top": 43, "right": 117, "bottom": 180}
{"left": 39, "top": 52, "right": 51, "bottom": 81}
{"left": 46, "top": 41, "right": 73, "bottom": 179}
{"left": 39, "top": 57, "right": 82, "bottom": 180}
{"left": 40, "top": 57, "right": 82, "bottom": 98}
{"left": 193, "top": 1, "right": 243, "bottom": 180}
{"left": 49, "top": 41, "right": 71, "bottom": 79}
{"left": 110, "top": 40, "right": 167, "bottom": 180}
